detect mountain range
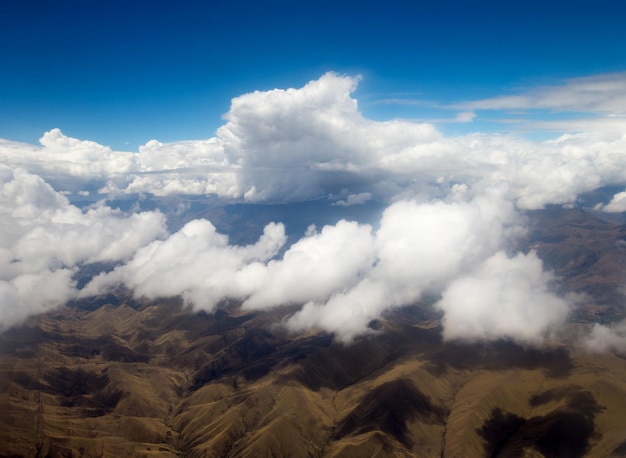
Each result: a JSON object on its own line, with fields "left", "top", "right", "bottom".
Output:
{"left": 2, "top": 202, "right": 626, "bottom": 457}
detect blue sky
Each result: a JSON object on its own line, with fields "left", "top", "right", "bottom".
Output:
{"left": 2, "top": 0, "right": 626, "bottom": 150}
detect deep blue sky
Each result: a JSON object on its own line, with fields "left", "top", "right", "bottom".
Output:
{"left": 2, "top": 0, "right": 625, "bottom": 150}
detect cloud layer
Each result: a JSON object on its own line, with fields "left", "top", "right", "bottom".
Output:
{"left": 78, "top": 193, "right": 566, "bottom": 344}
{"left": 3, "top": 72, "right": 626, "bottom": 209}
{"left": 2, "top": 72, "right": 626, "bottom": 344}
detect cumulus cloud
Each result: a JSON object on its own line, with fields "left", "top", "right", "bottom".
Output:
{"left": 438, "top": 251, "right": 570, "bottom": 343}
{"left": 332, "top": 192, "right": 372, "bottom": 206}
{"left": 242, "top": 220, "right": 376, "bottom": 310}
{"left": 212, "top": 72, "right": 626, "bottom": 208}
{"left": 82, "top": 219, "right": 287, "bottom": 311}
{"left": 82, "top": 218, "right": 376, "bottom": 317}
{"left": 582, "top": 321, "right": 626, "bottom": 353}
{"left": 216, "top": 72, "right": 444, "bottom": 202}
{"left": 0, "top": 129, "right": 135, "bottom": 193}
{"left": 283, "top": 196, "right": 526, "bottom": 342}
{"left": 598, "top": 189, "right": 626, "bottom": 213}
{"left": 0, "top": 165, "right": 167, "bottom": 329}
{"left": 79, "top": 195, "right": 545, "bottom": 343}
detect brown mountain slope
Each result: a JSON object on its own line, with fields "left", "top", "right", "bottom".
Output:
{"left": 527, "top": 206, "right": 626, "bottom": 322}
{"left": 2, "top": 298, "right": 626, "bottom": 457}
{"left": 3, "top": 206, "right": 626, "bottom": 457}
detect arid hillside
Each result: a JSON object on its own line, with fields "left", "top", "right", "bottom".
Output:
{"left": 2, "top": 296, "right": 626, "bottom": 457}
{"left": 3, "top": 207, "right": 626, "bottom": 457}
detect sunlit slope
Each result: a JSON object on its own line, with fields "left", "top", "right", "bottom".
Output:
{"left": 2, "top": 297, "right": 626, "bottom": 457}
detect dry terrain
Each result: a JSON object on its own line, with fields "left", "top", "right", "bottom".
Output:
{"left": 3, "top": 206, "right": 626, "bottom": 457}
{"left": 1, "top": 297, "right": 626, "bottom": 457}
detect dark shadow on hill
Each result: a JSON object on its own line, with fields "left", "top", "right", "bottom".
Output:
{"left": 424, "top": 339, "right": 574, "bottom": 378}
{"left": 42, "top": 367, "right": 123, "bottom": 418}
{"left": 613, "top": 440, "right": 626, "bottom": 456}
{"left": 189, "top": 329, "right": 339, "bottom": 390}
{"left": 479, "top": 386, "right": 605, "bottom": 457}
{"left": 334, "top": 378, "right": 448, "bottom": 448}
{"left": 278, "top": 322, "right": 444, "bottom": 391}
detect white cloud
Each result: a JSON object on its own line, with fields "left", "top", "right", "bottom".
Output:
{"left": 216, "top": 72, "right": 443, "bottom": 202}
{"left": 0, "top": 162, "right": 569, "bottom": 344}
{"left": 282, "top": 197, "right": 525, "bottom": 342}
{"left": 82, "top": 219, "right": 287, "bottom": 312}
{"left": 457, "top": 72, "right": 626, "bottom": 114}
{"left": 333, "top": 192, "right": 372, "bottom": 206}
{"left": 286, "top": 278, "right": 387, "bottom": 343}
{"left": 242, "top": 220, "right": 376, "bottom": 310}
{"left": 0, "top": 165, "right": 167, "bottom": 330}
{"left": 598, "top": 189, "right": 626, "bottom": 213}
{"left": 438, "top": 251, "right": 570, "bottom": 344}
{"left": 3, "top": 72, "right": 626, "bottom": 212}
{"left": 128, "top": 137, "right": 239, "bottom": 197}
{"left": 0, "top": 129, "right": 135, "bottom": 193}
{"left": 80, "top": 195, "right": 546, "bottom": 343}
{"left": 454, "top": 111, "right": 476, "bottom": 123}
{"left": 582, "top": 321, "right": 626, "bottom": 353}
